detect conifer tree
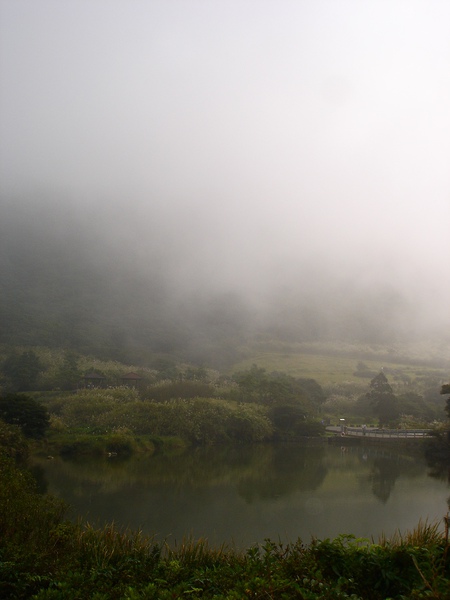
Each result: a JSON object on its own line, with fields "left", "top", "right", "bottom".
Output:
{"left": 366, "top": 371, "right": 399, "bottom": 427}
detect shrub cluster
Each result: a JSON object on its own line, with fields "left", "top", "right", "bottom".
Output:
{"left": 43, "top": 389, "right": 273, "bottom": 445}
{"left": 0, "top": 394, "right": 50, "bottom": 439}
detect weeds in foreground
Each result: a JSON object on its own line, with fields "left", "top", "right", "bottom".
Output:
{"left": 2, "top": 514, "right": 450, "bottom": 599}
{"left": 377, "top": 518, "right": 443, "bottom": 547}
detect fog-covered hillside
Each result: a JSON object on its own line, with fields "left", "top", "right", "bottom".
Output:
{"left": 1, "top": 3, "right": 449, "bottom": 367}
{"left": 1, "top": 199, "right": 447, "bottom": 368}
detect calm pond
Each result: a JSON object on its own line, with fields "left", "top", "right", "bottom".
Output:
{"left": 32, "top": 443, "right": 449, "bottom": 549}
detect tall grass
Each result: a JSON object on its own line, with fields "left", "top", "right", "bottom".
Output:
{"left": 74, "top": 522, "right": 161, "bottom": 569}
{"left": 377, "top": 518, "right": 444, "bottom": 547}
{"left": 164, "top": 536, "right": 233, "bottom": 567}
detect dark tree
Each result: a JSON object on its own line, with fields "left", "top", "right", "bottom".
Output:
{"left": 441, "top": 383, "right": 450, "bottom": 420}
{"left": 0, "top": 394, "right": 50, "bottom": 438}
{"left": 55, "top": 350, "right": 81, "bottom": 390}
{"left": 233, "top": 366, "right": 326, "bottom": 418}
{"left": 2, "top": 351, "right": 42, "bottom": 391}
{"left": 0, "top": 420, "right": 29, "bottom": 461}
{"left": 269, "top": 404, "right": 306, "bottom": 437}
{"left": 233, "top": 365, "right": 269, "bottom": 403}
{"left": 423, "top": 383, "right": 450, "bottom": 479}
{"left": 366, "top": 371, "right": 399, "bottom": 427}
{"left": 296, "top": 378, "right": 327, "bottom": 407}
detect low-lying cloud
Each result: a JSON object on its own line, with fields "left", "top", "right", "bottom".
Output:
{"left": 1, "top": 1, "right": 449, "bottom": 360}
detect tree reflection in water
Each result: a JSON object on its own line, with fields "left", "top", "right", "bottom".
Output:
{"left": 237, "top": 445, "right": 327, "bottom": 503}
{"left": 31, "top": 443, "right": 449, "bottom": 546}
{"left": 369, "top": 457, "right": 400, "bottom": 503}
{"left": 424, "top": 433, "right": 450, "bottom": 483}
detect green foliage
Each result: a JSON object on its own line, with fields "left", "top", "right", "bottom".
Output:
{"left": 54, "top": 351, "right": 81, "bottom": 390}
{"left": 0, "top": 420, "right": 29, "bottom": 461}
{"left": 0, "top": 453, "right": 66, "bottom": 545}
{"left": 1, "top": 472, "right": 449, "bottom": 600}
{"left": 353, "top": 361, "right": 377, "bottom": 378}
{"left": 0, "top": 451, "right": 67, "bottom": 599}
{"left": 366, "top": 372, "right": 400, "bottom": 427}
{"left": 41, "top": 390, "right": 273, "bottom": 445}
{"left": 232, "top": 364, "right": 268, "bottom": 402}
{"left": 397, "top": 392, "right": 435, "bottom": 422}
{"left": 151, "top": 357, "right": 180, "bottom": 381}
{"left": 0, "top": 393, "right": 50, "bottom": 438}
{"left": 56, "top": 433, "right": 139, "bottom": 458}
{"left": 265, "top": 407, "right": 325, "bottom": 439}
{"left": 296, "top": 377, "right": 327, "bottom": 406}
{"left": 232, "top": 365, "right": 325, "bottom": 417}
{"left": 2, "top": 350, "right": 43, "bottom": 391}
{"left": 268, "top": 405, "right": 324, "bottom": 439}
{"left": 425, "top": 384, "right": 450, "bottom": 477}
{"left": 441, "top": 383, "right": 450, "bottom": 419}
{"left": 184, "top": 366, "right": 209, "bottom": 381}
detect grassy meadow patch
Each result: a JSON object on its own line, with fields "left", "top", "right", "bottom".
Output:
{"left": 230, "top": 341, "right": 448, "bottom": 387}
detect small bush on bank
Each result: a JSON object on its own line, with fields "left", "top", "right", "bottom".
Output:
{"left": 58, "top": 435, "right": 106, "bottom": 458}
{"left": 104, "top": 432, "right": 134, "bottom": 455}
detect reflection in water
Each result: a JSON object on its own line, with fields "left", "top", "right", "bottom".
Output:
{"left": 32, "top": 443, "right": 449, "bottom": 548}
{"left": 424, "top": 436, "right": 450, "bottom": 483}
{"left": 369, "top": 457, "right": 400, "bottom": 503}
{"left": 237, "top": 445, "right": 327, "bottom": 503}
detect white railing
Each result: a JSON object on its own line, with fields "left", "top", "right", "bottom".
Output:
{"left": 344, "top": 427, "right": 431, "bottom": 439}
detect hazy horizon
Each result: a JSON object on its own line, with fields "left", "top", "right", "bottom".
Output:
{"left": 1, "top": 1, "right": 449, "bottom": 353}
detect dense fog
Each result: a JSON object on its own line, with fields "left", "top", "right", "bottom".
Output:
{"left": 1, "top": 1, "right": 449, "bottom": 364}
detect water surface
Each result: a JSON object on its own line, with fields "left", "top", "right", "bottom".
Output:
{"left": 32, "top": 443, "right": 449, "bottom": 548}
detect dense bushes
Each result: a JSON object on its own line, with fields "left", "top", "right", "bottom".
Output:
{"left": 0, "top": 394, "right": 50, "bottom": 438}
{"left": 0, "top": 420, "right": 29, "bottom": 461}
{"left": 41, "top": 389, "right": 273, "bottom": 445}
{"left": 0, "top": 430, "right": 67, "bottom": 599}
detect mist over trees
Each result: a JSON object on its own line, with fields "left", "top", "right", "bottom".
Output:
{"left": 1, "top": 0, "right": 450, "bottom": 372}
{"left": 1, "top": 198, "right": 444, "bottom": 368}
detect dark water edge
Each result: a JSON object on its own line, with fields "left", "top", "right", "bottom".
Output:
{"left": 31, "top": 441, "right": 450, "bottom": 549}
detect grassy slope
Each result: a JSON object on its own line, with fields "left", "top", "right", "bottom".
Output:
{"left": 1, "top": 338, "right": 448, "bottom": 391}
{"left": 230, "top": 340, "right": 450, "bottom": 387}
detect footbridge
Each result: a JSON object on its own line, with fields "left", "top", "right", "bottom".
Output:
{"left": 326, "top": 426, "right": 432, "bottom": 440}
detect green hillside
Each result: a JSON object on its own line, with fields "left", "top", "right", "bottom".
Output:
{"left": 230, "top": 340, "right": 450, "bottom": 387}
{"left": 3, "top": 202, "right": 449, "bottom": 371}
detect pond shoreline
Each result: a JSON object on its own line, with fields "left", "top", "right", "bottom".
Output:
{"left": 31, "top": 430, "right": 437, "bottom": 461}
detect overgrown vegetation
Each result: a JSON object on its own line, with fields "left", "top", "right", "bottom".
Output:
{"left": 424, "top": 385, "right": 450, "bottom": 481}
{"left": 0, "top": 393, "right": 50, "bottom": 439}
{"left": 43, "top": 389, "right": 274, "bottom": 446}
{"left": 0, "top": 355, "right": 449, "bottom": 597}
{"left": 0, "top": 344, "right": 448, "bottom": 456}
{"left": 1, "top": 427, "right": 449, "bottom": 599}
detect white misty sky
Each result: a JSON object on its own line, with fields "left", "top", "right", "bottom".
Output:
{"left": 0, "top": 0, "right": 449, "bottom": 321}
